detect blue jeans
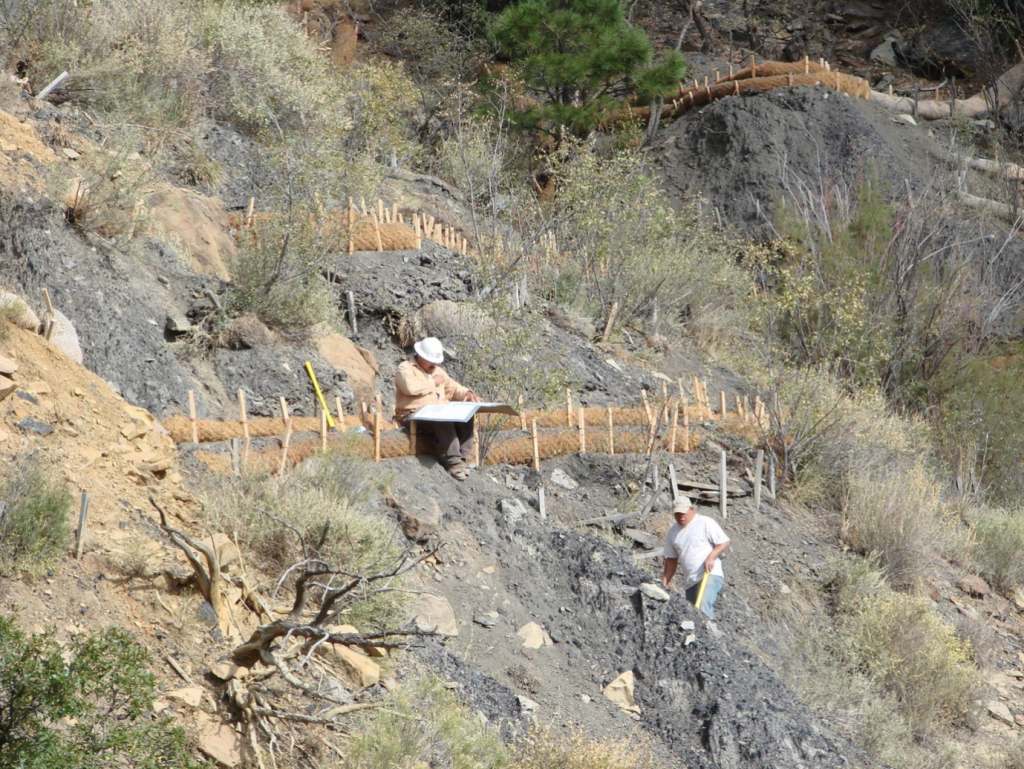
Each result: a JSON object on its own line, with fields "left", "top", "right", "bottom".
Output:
{"left": 685, "top": 574, "right": 724, "bottom": 620}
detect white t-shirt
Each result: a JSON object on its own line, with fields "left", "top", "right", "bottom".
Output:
{"left": 663, "top": 514, "right": 730, "bottom": 589}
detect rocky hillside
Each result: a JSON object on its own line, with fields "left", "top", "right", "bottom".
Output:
{"left": 2, "top": 1, "right": 1024, "bottom": 768}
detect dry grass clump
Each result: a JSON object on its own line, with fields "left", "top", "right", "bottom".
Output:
{"left": 512, "top": 724, "right": 663, "bottom": 769}
{"left": 968, "top": 505, "right": 1024, "bottom": 592}
{"left": 827, "top": 558, "right": 980, "bottom": 740}
{"left": 0, "top": 461, "right": 73, "bottom": 576}
{"left": 201, "top": 451, "right": 403, "bottom": 629}
{"left": 341, "top": 674, "right": 508, "bottom": 769}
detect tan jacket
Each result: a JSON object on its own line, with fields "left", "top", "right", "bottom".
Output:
{"left": 395, "top": 359, "right": 471, "bottom": 419}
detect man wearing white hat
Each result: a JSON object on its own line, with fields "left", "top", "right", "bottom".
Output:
{"left": 661, "top": 496, "right": 731, "bottom": 619}
{"left": 395, "top": 337, "right": 481, "bottom": 479}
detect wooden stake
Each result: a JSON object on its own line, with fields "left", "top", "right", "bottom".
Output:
{"left": 641, "top": 390, "right": 652, "bottom": 424}
{"left": 279, "top": 398, "right": 292, "bottom": 475}
{"left": 391, "top": 203, "right": 398, "bottom": 224}
{"left": 377, "top": 198, "right": 384, "bottom": 221}
{"left": 566, "top": 387, "right": 573, "bottom": 426}
{"left": 668, "top": 463, "right": 679, "bottom": 502}
{"left": 373, "top": 410, "right": 381, "bottom": 461}
{"left": 719, "top": 390, "right": 727, "bottom": 417}
{"left": 538, "top": 485, "right": 546, "bottom": 520}
{"left": 531, "top": 419, "right": 540, "bottom": 470}
{"left": 804, "top": 55, "right": 809, "bottom": 74}
{"left": 750, "top": 54, "right": 756, "bottom": 77}
{"left": 601, "top": 300, "right": 619, "bottom": 341}
{"left": 578, "top": 407, "right": 586, "bottom": 453}
{"left": 754, "top": 449, "right": 764, "bottom": 513}
{"left": 371, "top": 211, "right": 383, "bottom": 251}
{"left": 691, "top": 375, "right": 701, "bottom": 411}
{"left": 735, "top": 394, "right": 743, "bottom": 418}
{"left": 245, "top": 197, "right": 255, "bottom": 227}
{"left": 744, "top": 396, "right": 752, "bottom": 423}
{"left": 75, "top": 492, "right": 90, "bottom": 559}
{"left": 188, "top": 390, "right": 198, "bottom": 444}
{"left": 335, "top": 395, "right": 344, "bottom": 427}
{"left": 682, "top": 407, "right": 690, "bottom": 452}
{"left": 720, "top": 450, "right": 728, "bottom": 519}
{"left": 347, "top": 290, "right": 357, "bottom": 334}
{"left": 607, "top": 407, "right": 614, "bottom": 454}
{"left": 42, "top": 287, "right": 54, "bottom": 317}
{"left": 360, "top": 196, "right": 367, "bottom": 215}
{"left": 347, "top": 201, "right": 355, "bottom": 254}
{"left": 768, "top": 453, "right": 776, "bottom": 498}
{"left": 237, "top": 389, "right": 249, "bottom": 466}
{"left": 44, "top": 318, "right": 55, "bottom": 341}
{"left": 669, "top": 405, "right": 679, "bottom": 453}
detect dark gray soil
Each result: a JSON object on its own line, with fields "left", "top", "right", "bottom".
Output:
{"left": 391, "top": 454, "right": 873, "bottom": 768}
{"left": 656, "top": 85, "right": 924, "bottom": 235}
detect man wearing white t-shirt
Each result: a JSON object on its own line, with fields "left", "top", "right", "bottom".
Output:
{"left": 661, "top": 496, "right": 731, "bottom": 620}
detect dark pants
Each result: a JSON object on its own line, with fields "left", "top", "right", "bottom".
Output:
{"left": 417, "top": 418, "right": 474, "bottom": 468}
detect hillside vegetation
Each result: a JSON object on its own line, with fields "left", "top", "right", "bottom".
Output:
{"left": 2, "top": 0, "right": 1024, "bottom": 767}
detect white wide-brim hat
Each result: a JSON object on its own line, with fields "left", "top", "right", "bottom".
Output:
{"left": 414, "top": 337, "right": 445, "bottom": 364}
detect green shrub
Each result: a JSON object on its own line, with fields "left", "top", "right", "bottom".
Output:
{"left": 842, "top": 459, "right": 950, "bottom": 589}
{"left": 226, "top": 203, "right": 338, "bottom": 339}
{"left": 827, "top": 559, "right": 980, "bottom": 739}
{"left": 532, "top": 139, "right": 748, "bottom": 348}
{"left": 969, "top": 506, "right": 1024, "bottom": 591}
{"left": 201, "top": 451, "right": 403, "bottom": 630}
{"left": 0, "top": 617, "right": 206, "bottom": 767}
{"left": 342, "top": 674, "right": 507, "bottom": 769}
{"left": 0, "top": 463, "right": 72, "bottom": 576}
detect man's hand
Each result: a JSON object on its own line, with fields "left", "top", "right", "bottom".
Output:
{"left": 432, "top": 373, "right": 445, "bottom": 387}
{"left": 465, "top": 391, "right": 482, "bottom": 403}
{"left": 704, "top": 555, "right": 717, "bottom": 573}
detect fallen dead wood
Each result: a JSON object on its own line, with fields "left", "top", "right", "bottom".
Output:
{"left": 869, "top": 60, "right": 1024, "bottom": 120}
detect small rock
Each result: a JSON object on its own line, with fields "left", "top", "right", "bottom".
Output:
{"left": 389, "top": 493, "right": 442, "bottom": 543}
{"left": 780, "top": 583, "right": 792, "bottom": 595}
{"left": 209, "top": 660, "right": 249, "bottom": 681}
{"left": 473, "top": 612, "right": 499, "bottom": 628}
{"left": 870, "top": 38, "right": 900, "bottom": 66}
{"left": 639, "top": 583, "right": 670, "bottom": 602}
{"left": 0, "top": 353, "right": 18, "bottom": 375}
{"left": 581, "top": 694, "right": 591, "bottom": 703}
{"left": 26, "top": 380, "right": 51, "bottom": 395}
{"left": 684, "top": 633, "right": 696, "bottom": 646}
{"left": 602, "top": 671, "right": 640, "bottom": 716}
{"left": 549, "top": 468, "right": 579, "bottom": 490}
{"left": 893, "top": 114, "right": 917, "bottom": 126}
{"left": 16, "top": 418, "right": 54, "bottom": 436}
{"left": 165, "top": 312, "right": 192, "bottom": 335}
{"left": 167, "top": 686, "right": 205, "bottom": 708}
{"left": 499, "top": 498, "right": 530, "bottom": 526}
{"left": 517, "top": 695, "right": 539, "bottom": 713}
{"left": 198, "top": 722, "right": 246, "bottom": 767}
{"left": 680, "top": 620, "right": 695, "bottom": 631}
{"left": 1011, "top": 588, "right": 1024, "bottom": 611}
{"left": 987, "top": 701, "right": 1015, "bottom": 726}
{"left": 62, "top": 147, "right": 80, "bottom": 160}
{"left": 959, "top": 574, "right": 990, "bottom": 598}
{"left": 1015, "top": 714, "right": 1024, "bottom": 727}
{"left": 412, "top": 594, "right": 459, "bottom": 636}
{"left": 516, "top": 621, "right": 553, "bottom": 649}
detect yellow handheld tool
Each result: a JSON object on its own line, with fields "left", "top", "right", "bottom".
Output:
{"left": 304, "top": 361, "right": 336, "bottom": 430}
{"left": 694, "top": 571, "right": 710, "bottom": 614}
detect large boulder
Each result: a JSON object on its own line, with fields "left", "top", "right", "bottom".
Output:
{"left": 144, "top": 185, "right": 235, "bottom": 280}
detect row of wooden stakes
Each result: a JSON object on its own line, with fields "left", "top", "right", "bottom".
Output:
{"left": 185, "top": 374, "right": 766, "bottom": 473}
{"left": 239, "top": 195, "right": 470, "bottom": 255}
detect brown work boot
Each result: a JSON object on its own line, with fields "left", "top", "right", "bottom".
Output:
{"left": 448, "top": 462, "right": 469, "bottom": 480}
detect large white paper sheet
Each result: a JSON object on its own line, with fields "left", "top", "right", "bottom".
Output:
{"left": 410, "top": 402, "right": 518, "bottom": 423}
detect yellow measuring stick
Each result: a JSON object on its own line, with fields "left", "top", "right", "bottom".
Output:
{"left": 694, "top": 571, "right": 710, "bottom": 613}
{"left": 304, "top": 361, "right": 335, "bottom": 430}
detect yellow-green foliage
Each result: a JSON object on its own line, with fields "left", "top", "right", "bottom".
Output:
{"left": 757, "top": 178, "right": 893, "bottom": 386}
{"left": 0, "top": 463, "right": 73, "bottom": 576}
{"left": 342, "top": 674, "right": 508, "bottom": 769}
{"left": 226, "top": 203, "right": 338, "bottom": 339}
{"left": 829, "top": 559, "right": 979, "bottom": 739}
{"left": 969, "top": 505, "right": 1024, "bottom": 591}
{"left": 539, "top": 138, "right": 748, "bottom": 348}
{"left": 202, "top": 451, "right": 403, "bottom": 630}
{"left": 511, "top": 725, "right": 663, "bottom": 769}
